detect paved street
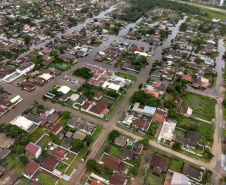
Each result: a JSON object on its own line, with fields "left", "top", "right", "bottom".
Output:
{"left": 0, "top": 4, "right": 225, "bottom": 185}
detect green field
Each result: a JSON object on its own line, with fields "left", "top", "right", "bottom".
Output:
{"left": 37, "top": 173, "right": 56, "bottom": 185}
{"left": 182, "top": 92, "right": 215, "bottom": 117}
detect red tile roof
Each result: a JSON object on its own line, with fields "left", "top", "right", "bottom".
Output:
{"left": 81, "top": 101, "right": 92, "bottom": 110}
{"left": 144, "top": 89, "right": 160, "bottom": 98}
{"left": 104, "top": 155, "right": 123, "bottom": 171}
{"left": 89, "top": 101, "right": 108, "bottom": 115}
{"left": 90, "top": 180, "right": 104, "bottom": 185}
{"left": 182, "top": 75, "right": 192, "bottom": 82}
{"left": 48, "top": 123, "right": 62, "bottom": 134}
{"left": 53, "top": 147, "right": 67, "bottom": 159}
{"left": 132, "top": 119, "right": 149, "bottom": 130}
{"left": 25, "top": 143, "right": 40, "bottom": 155}
{"left": 109, "top": 172, "right": 128, "bottom": 185}
{"left": 93, "top": 91, "right": 103, "bottom": 99}
{"left": 22, "top": 161, "right": 39, "bottom": 176}
{"left": 41, "top": 156, "right": 59, "bottom": 171}
{"left": 153, "top": 109, "right": 167, "bottom": 123}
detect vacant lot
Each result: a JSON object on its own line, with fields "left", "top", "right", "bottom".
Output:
{"left": 182, "top": 92, "right": 215, "bottom": 117}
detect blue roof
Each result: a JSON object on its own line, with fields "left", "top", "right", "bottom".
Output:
{"left": 143, "top": 106, "right": 156, "bottom": 115}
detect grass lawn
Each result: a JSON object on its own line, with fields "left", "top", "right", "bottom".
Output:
{"left": 186, "top": 67, "right": 198, "bottom": 75}
{"left": 169, "top": 157, "right": 184, "bottom": 172}
{"left": 29, "top": 126, "right": 46, "bottom": 143}
{"left": 145, "top": 171, "right": 165, "bottom": 185}
{"left": 49, "top": 62, "right": 71, "bottom": 71}
{"left": 177, "top": 115, "right": 214, "bottom": 145}
{"left": 197, "top": 7, "right": 226, "bottom": 21}
{"left": 37, "top": 173, "right": 57, "bottom": 185}
{"left": 173, "top": 128, "right": 186, "bottom": 137}
{"left": 101, "top": 98, "right": 115, "bottom": 104}
{"left": 56, "top": 179, "right": 67, "bottom": 185}
{"left": 56, "top": 162, "right": 68, "bottom": 172}
{"left": 16, "top": 177, "right": 33, "bottom": 185}
{"left": 65, "top": 99, "right": 73, "bottom": 106}
{"left": 108, "top": 145, "right": 121, "bottom": 158}
{"left": 147, "top": 121, "right": 160, "bottom": 136}
{"left": 192, "top": 112, "right": 211, "bottom": 122}
{"left": 115, "top": 72, "right": 137, "bottom": 81}
{"left": 182, "top": 92, "right": 215, "bottom": 117}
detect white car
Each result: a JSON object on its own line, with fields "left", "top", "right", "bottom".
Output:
{"left": 200, "top": 167, "right": 205, "bottom": 170}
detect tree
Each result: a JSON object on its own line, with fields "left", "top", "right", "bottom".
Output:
{"left": 61, "top": 111, "right": 71, "bottom": 119}
{"left": 74, "top": 67, "right": 93, "bottom": 80}
{"left": 23, "top": 35, "right": 32, "bottom": 45}
{"left": 138, "top": 83, "right": 143, "bottom": 89}
{"left": 138, "top": 138, "right": 149, "bottom": 147}
{"left": 130, "top": 90, "right": 160, "bottom": 107}
{"left": 86, "top": 159, "right": 97, "bottom": 171}
{"left": 164, "top": 100, "right": 175, "bottom": 109}
{"left": 21, "top": 155, "right": 28, "bottom": 165}
{"left": 49, "top": 50, "right": 58, "bottom": 57}
{"left": 172, "top": 142, "right": 181, "bottom": 151}
{"left": 129, "top": 167, "right": 138, "bottom": 176}
{"left": 108, "top": 130, "right": 120, "bottom": 142}
{"left": 85, "top": 135, "right": 93, "bottom": 145}
{"left": 71, "top": 139, "right": 83, "bottom": 152}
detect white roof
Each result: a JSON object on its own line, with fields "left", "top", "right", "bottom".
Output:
{"left": 39, "top": 73, "right": 53, "bottom": 81}
{"left": 201, "top": 77, "right": 209, "bottom": 83}
{"left": 108, "top": 83, "right": 121, "bottom": 91}
{"left": 10, "top": 116, "right": 34, "bottom": 131}
{"left": 102, "top": 82, "right": 110, "bottom": 89}
{"left": 70, "top": 94, "right": 80, "bottom": 101}
{"left": 57, "top": 86, "right": 71, "bottom": 94}
{"left": 158, "top": 120, "right": 177, "bottom": 142}
{"left": 186, "top": 107, "right": 193, "bottom": 116}
{"left": 134, "top": 51, "right": 148, "bottom": 57}
{"left": 9, "top": 95, "right": 22, "bottom": 103}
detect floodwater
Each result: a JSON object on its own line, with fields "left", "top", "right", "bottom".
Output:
{"left": 1, "top": 4, "right": 223, "bottom": 88}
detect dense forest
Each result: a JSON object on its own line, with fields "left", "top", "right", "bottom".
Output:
{"left": 121, "top": 0, "right": 202, "bottom": 21}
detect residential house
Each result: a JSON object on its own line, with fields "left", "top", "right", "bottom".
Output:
{"left": 170, "top": 172, "right": 189, "bottom": 185}
{"left": 0, "top": 169, "right": 19, "bottom": 185}
{"left": 72, "top": 130, "right": 86, "bottom": 140}
{"left": 109, "top": 172, "right": 128, "bottom": 185}
{"left": 0, "top": 133, "right": 15, "bottom": 149}
{"left": 158, "top": 120, "right": 177, "bottom": 143}
{"left": 173, "top": 97, "right": 180, "bottom": 106}
{"left": 119, "top": 147, "right": 135, "bottom": 161}
{"left": 48, "top": 123, "right": 63, "bottom": 135}
{"left": 25, "top": 142, "right": 42, "bottom": 159}
{"left": 0, "top": 149, "right": 11, "bottom": 160}
{"left": 150, "top": 155, "right": 167, "bottom": 175}
{"left": 114, "top": 135, "right": 127, "bottom": 147}
{"left": 93, "top": 91, "right": 103, "bottom": 100}
{"left": 153, "top": 109, "right": 167, "bottom": 123}
{"left": 182, "top": 162, "right": 202, "bottom": 181}
{"left": 22, "top": 161, "right": 40, "bottom": 179}
{"left": 133, "top": 142, "right": 143, "bottom": 155}
{"left": 41, "top": 156, "right": 59, "bottom": 171}
{"left": 103, "top": 155, "right": 123, "bottom": 172}
{"left": 180, "top": 107, "right": 193, "bottom": 116}
{"left": 53, "top": 147, "right": 68, "bottom": 160}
